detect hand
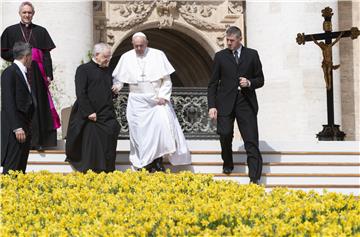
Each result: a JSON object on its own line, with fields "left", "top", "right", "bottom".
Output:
{"left": 239, "top": 77, "right": 250, "bottom": 88}
{"left": 111, "top": 84, "right": 121, "bottom": 93}
{"left": 157, "top": 98, "right": 167, "bottom": 105}
{"left": 88, "top": 113, "right": 97, "bottom": 122}
{"left": 15, "top": 129, "right": 26, "bottom": 143}
{"left": 208, "top": 108, "right": 217, "bottom": 120}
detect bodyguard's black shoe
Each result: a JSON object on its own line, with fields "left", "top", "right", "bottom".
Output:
{"left": 249, "top": 179, "right": 259, "bottom": 185}
{"left": 222, "top": 167, "right": 233, "bottom": 175}
{"left": 32, "top": 146, "right": 44, "bottom": 151}
{"left": 154, "top": 157, "right": 166, "bottom": 172}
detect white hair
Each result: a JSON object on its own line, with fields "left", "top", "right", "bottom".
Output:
{"left": 92, "top": 43, "right": 111, "bottom": 57}
{"left": 132, "top": 32, "right": 147, "bottom": 41}
{"left": 19, "top": 1, "right": 35, "bottom": 13}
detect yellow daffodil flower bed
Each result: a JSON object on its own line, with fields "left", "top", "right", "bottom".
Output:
{"left": 1, "top": 170, "right": 359, "bottom": 236}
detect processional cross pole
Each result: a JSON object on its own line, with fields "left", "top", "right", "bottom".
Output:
{"left": 296, "top": 6, "right": 360, "bottom": 141}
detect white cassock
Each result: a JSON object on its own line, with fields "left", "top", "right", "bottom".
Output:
{"left": 112, "top": 48, "right": 191, "bottom": 168}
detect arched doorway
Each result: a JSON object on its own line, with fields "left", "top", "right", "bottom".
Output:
{"left": 109, "top": 28, "right": 213, "bottom": 87}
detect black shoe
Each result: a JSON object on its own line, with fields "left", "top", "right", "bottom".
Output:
{"left": 31, "top": 146, "right": 44, "bottom": 151}
{"left": 144, "top": 162, "right": 156, "bottom": 173}
{"left": 249, "top": 178, "right": 259, "bottom": 185}
{"left": 154, "top": 157, "right": 166, "bottom": 172}
{"left": 222, "top": 167, "right": 233, "bottom": 175}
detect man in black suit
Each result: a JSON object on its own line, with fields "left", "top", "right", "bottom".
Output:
{"left": 208, "top": 26, "right": 264, "bottom": 184}
{"left": 1, "top": 42, "right": 34, "bottom": 174}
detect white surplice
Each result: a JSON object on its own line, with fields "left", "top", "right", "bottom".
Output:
{"left": 112, "top": 48, "right": 191, "bottom": 168}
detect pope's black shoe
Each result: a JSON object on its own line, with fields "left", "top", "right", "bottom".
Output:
{"left": 144, "top": 162, "right": 156, "bottom": 173}
{"left": 154, "top": 157, "right": 166, "bottom": 172}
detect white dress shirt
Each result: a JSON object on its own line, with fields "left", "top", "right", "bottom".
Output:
{"left": 234, "top": 45, "right": 251, "bottom": 88}
{"left": 14, "top": 59, "right": 31, "bottom": 92}
{"left": 13, "top": 60, "right": 30, "bottom": 133}
{"left": 234, "top": 45, "right": 242, "bottom": 60}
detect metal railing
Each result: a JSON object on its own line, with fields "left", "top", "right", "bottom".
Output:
{"left": 113, "top": 87, "right": 218, "bottom": 139}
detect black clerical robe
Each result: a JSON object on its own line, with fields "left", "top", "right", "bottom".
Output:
{"left": 1, "top": 23, "right": 58, "bottom": 147}
{"left": 65, "top": 61, "right": 120, "bottom": 173}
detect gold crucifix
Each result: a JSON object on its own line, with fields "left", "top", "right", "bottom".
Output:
{"left": 296, "top": 6, "right": 359, "bottom": 140}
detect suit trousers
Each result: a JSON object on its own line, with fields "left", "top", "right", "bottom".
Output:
{"left": 2, "top": 131, "right": 31, "bottom": 174}
{"left": 217, "top": 91, "right": 262, "bottom": 180}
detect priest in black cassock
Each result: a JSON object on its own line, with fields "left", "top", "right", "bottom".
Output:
{"left": 1, "top": 1, "right": 60, "bottom": 149}
{"left": 65, "top": 43, "right": 120, "bottom": 173}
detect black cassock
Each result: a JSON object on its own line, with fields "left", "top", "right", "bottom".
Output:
{"left": 65, "top": 61, "right": 120, "bottom": 173}
{"left": 1, "top": 22, "right": 58, "bottom": 147}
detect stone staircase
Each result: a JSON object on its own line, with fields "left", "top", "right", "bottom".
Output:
{"left": 3, "top": 140, "right": 359, "bottom": 195}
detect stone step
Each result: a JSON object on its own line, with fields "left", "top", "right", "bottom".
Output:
{"left": 52, "top": 140, "right": 360, "bottom": 152}
{"left": 213, "top": 174, "right": 360, "bottom": 187}
{"left": 24, "top": 161, "right": 360, "bottom": 174}
{"left": 27, "top": 150, "right": 360, "bottom": 163}
{"left": 3, "top": 140, "right": 358, "bottom": 195}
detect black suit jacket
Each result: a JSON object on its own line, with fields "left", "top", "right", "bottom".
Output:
{"left": 208, "top": 47, "right": 264, "bottom": 116}
{"left": 1, "top": 63, "right": 34, "bottom": 164}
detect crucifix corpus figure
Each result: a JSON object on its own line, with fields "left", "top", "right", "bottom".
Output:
{"left": 311, "top": 31, "right": 344, "bottom": 90}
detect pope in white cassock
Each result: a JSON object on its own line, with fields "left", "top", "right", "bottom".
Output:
{"left": 112, "top": 32, "right": 191, "bottom": 172}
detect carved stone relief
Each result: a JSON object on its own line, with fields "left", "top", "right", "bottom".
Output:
{"left": 107, "top": 1, "right": 156, "bottom": 29}
{"left": 99, "top": 1, "right": 245, "bottom": 51}
{"left": 177, "top": 3, "right": 225, "bottom": 31}
{"left": 156, "top": 0, "right": 177, "bottom": 28}
{"left": 229, "top": 1, "right": 244, "bottom": 14}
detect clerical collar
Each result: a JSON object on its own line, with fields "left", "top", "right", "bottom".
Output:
{"left": 91, "top": 58, "right": 101, "bottom": 67}
{"left": 20, "top": 21, "right": 32, "bottom": 28}
{"left": 91, "top": 58, "right": 108, "bottom": 68}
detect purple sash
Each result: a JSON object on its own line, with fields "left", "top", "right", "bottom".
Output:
{"left": 32, "top": 48, "right": 61, "bottom": 129}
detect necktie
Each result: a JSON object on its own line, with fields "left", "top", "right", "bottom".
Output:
{"left": 25, "top": 72, "right": 32, "bottom": 91}
{"left": 234, "top": 50, "right": 239, "bottom": 64}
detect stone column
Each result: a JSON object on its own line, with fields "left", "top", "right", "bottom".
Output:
{"left": 339, "top": 1, "right": 360, "bottom": 141}
{"left": 353, "top": 2, "right": 360, "bottom": 141}
{"left": 246, "top": 1, "right": 341, "bottom": 141}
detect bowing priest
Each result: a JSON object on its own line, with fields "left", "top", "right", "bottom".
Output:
{"left": 1, "top": 1, "right": 60, "bottom": 150}
{"left": 66, "top": 43, "right": 120, "bottom": 173}
{"left": 112, "top": 32, "right": 191, "bottom": 172}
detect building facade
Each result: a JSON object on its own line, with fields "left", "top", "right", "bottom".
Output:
{"left": 1, "top": 0, "right": 359, "bottom": 141}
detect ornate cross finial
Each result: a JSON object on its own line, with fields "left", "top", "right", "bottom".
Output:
{"left": 350, "top": 27, "right": 360, "bottom": 39}
{"left": 322, "top": 7, "right": 333, "bottom": 32}
{"left": 321, "top": 7, "right": 333, "bottom": 18}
